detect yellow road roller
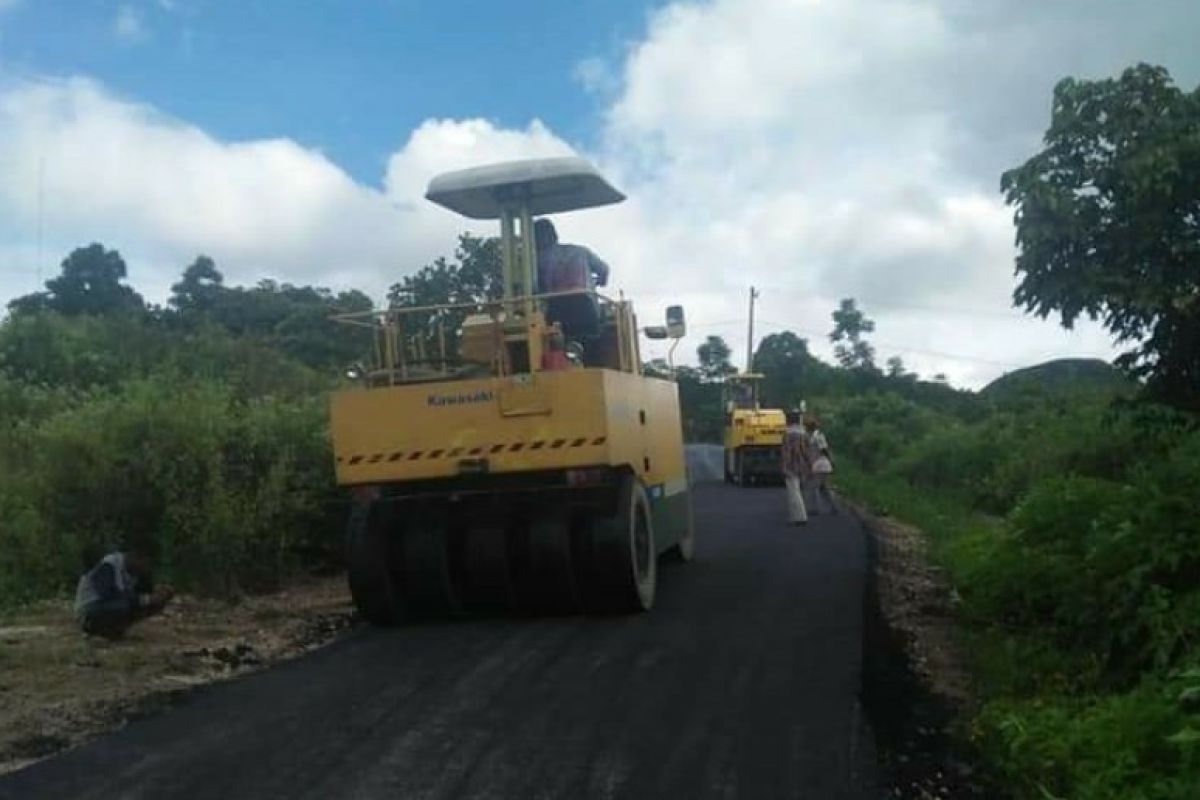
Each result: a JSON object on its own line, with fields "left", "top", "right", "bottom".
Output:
{"left": 329, "top": 157, "right": 694, "bottom": 623}
{"left": 722, "top": 373, "right": 786, "bottom": 485}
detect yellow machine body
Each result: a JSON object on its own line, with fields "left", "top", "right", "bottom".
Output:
{"left": 723, "top": 407, "right": 787, "bottom": 454}
{"left": 332, "top": 368, "right": 687, "bottom": 500}
{"left": 329, "top": 157, "right": 692, "bottom": 622}
{"left": 721, "top": 374, "right": 786, "bottom": 484}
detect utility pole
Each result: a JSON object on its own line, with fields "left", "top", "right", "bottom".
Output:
{"left": 36, "top": 155, "right": 46, "bottom": 286}
{"left": 746, "top": 286, "right": 759, "bottom": 372}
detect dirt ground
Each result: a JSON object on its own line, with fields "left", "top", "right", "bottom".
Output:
{"left": 0, "top": 577, "right": 354, "bottom": 776}
{"left": 848, "top": 499, "right": 993, "bottom": 799}
{"left": 867, "top": 511, "right": 973, "bottom": 709}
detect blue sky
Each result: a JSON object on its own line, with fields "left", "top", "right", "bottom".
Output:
{"left": 2, "top": 0, "right": 1197, "bottom": 385}
{"left": 0, "top": 0, "right": 651, "bottom": 184}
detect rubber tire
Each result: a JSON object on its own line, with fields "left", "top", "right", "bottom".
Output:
{"left": 581, "top": 474, "right": 657, "bottom": 613}
{"left": 735, "top": 452, "right": 746, "bottom": 486}
{"left": 669, "top": 491, "right": 696, "bottom": 563}
{"left": 520, "top": 511, "right": 583, "bottom": 614}
{"left": 401, "top": 514, "right": 464, "bottom": 618}
{"left": 345, "top": 498, "right": 402, "bottom": 626}
{"left": 460, "top": 520, "right": 518, "bottom": 612}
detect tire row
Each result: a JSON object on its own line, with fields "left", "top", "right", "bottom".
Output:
{"left": 346, "top": 474, "right": 661, "bottom": 625}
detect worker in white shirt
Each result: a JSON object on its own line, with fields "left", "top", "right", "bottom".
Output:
{"left": 805, "top": 415, "right": 836, "bottom": 515}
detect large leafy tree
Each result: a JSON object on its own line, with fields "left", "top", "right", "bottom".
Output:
{"left": 886, "top": 356, "right": 912, "bottom": 381}
{"left": 1001, "top": 63, "right": 1200, "bottom": 410}
{"left": 9, "top": 244, "right": 145, "bottom": 317}
{"left": 696, "top": 335, "right": 736, "bottom": 382}
{"left": 167, "top": 256, "right": 372, "bottom": 369}
{"left": 169, "top": 256, "right": 225, "bottom": 314}
{"left": 829, "top": 298, "right": 876, "bottom": 371}
{"left": 753, "top": 331, "right": 819, "bottom": 407}
{"left": 387, "top": 234, "right": 503, "bottom": 361}
{"left": 388, "top": 234, "right": 502, "bottom": 309}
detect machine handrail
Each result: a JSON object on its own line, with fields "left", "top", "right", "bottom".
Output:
{"left": 331, "top": 287, "right": 617, "bottom": 327}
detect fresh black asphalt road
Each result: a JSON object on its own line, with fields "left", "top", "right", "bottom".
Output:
{"left": 2, "top": 455, "right": 878, "bottom": 799}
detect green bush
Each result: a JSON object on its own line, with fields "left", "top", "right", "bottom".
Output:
{"left": 21, "top": 379, "right": 334, "bottom": 597}
{"left": 977, "top": 676, "right": 1200, "bottom": 800}
{"left": 833, "top": 382, "right": 1200, "bottom": 798}
{"left": 0, "top": 313, "right": 343, "bottom": 606}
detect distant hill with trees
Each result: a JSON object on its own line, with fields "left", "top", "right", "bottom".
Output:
{"left": 981, "top": 358, "right": 1128, "bottom": 401}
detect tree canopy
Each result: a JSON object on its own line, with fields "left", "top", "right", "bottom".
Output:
{"left": 1001, "top": 63, "right": 1200, "bottom": 410}
{"left": 829, "top": 298, "right": 877, "bottom": 371}
{"left": 387, "top": 233, "right": 502, "bottom": 310}
{"left": 752, "top": 331, "right": 819, "bottom": 408}
{"left": 385, "top": 234, "right": 503, "bottom": 361}
{"left": 8, "top": 244, "right": 145, "bottom": 317}
{"left": 696, "top": 335, "right": 736, "bottom": 382}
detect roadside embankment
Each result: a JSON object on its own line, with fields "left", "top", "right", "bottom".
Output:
{"left": 855, "top": 497, "right": 995, "bottom": 798}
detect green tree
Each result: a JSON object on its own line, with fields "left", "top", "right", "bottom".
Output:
{"left": 387, "top": 234, "right": 503, "bottom": 362}
{"left": 830, "top": 298, "right": 876, "bottom": 371}
{"left": 673, "top": 366, "right": 724, "bottom": 442}
{"left": 388, "top": 233, "right": 502, "bottom": 309}
{"left": 163, "top": 255, "right": 372, "bottom": 370}
{"left": 169, "top": 256, "right": 225, "bottom": 314}
{"left": 1001, "top": 63, "right": 1200, "bottom": 411}
{"left": 753, "top": 331, "right": 820, "bottom": 407}
{"left": 8, "top": 244, "right": 145, "bottom": 317}
{"left": 886, "top": 355, "right": 909, "bottom": 379}
{"left": 697, "top": 335, "right": 736, "bottom": 382}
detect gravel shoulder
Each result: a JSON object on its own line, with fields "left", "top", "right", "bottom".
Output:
{"left": 850, "top": 501, "right": 995, "bottom": 798}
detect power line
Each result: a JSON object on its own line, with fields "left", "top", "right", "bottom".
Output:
{"left": 673, "top": 315, "right": 1034, "bottom": 370}
{"left": 753, "top": 284, "right": 1030, "bottom": 322}
{"left": 755, "top": 318, "right": 1025, "bottom": 369}
{"left": 677, "top": 317, "right": 1024, "bottom": 369}
{"left": 37, "top": 155, "right": 46, "bottom": 287}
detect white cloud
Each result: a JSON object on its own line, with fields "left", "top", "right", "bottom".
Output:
{"left": 114, "top": 4, "right": 148, "bottom": 43}
{"left": 0, "top": 78, "right": 571, "bottom": 305}
{"left": 4, "top": 0, "right": 1198, "bottom": 387}
{"left": 581, "top": 0, "right": 1197, "bottom": 385}
{"left": 384, "top": 118, "right": 575, "bottom": 203}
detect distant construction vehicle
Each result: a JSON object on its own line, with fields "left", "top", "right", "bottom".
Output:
{"left": 329, "top": 157, "right": 694, "bottom": 624}
{"left": 722, "top": 373, "right": 786, "bottom": 485}
{"left": 723, "top": 288, "right": 786, "bottom": 485}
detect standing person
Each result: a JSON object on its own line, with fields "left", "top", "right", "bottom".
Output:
{"left": 781, "top": 409, "right": 809, "bottom": 526}
{"left": 74, "top": 545, "right": 174, "bottom": 639}
{"left": 805, "top": 415, "right": 837, "bottom": 514}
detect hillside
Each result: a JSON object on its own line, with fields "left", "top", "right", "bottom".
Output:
{"left": 981, "top": 357, "right": 1128, "bottom": 400}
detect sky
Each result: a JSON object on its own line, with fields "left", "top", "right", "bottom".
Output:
{"left": 1, "top": 0, "right": 1198, "bottom": 388}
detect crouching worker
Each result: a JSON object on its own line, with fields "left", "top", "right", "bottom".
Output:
{"left": 74, "top": 546, "right": 174, "bottom": 639}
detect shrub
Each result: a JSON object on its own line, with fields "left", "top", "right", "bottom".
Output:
{"left": 0, "top": 378, "right": 337, "bottom": 603}
{"left": 976, "top": 677, "right": 1200, "bottom": 800}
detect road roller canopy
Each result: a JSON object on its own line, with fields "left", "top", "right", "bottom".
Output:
{"left": 425, "top": 157, "right": 625, "bottom": 220}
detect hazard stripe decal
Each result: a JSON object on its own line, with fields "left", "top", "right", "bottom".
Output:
{"left": 340, "top": 434, "right": 609, "bottom": 465}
